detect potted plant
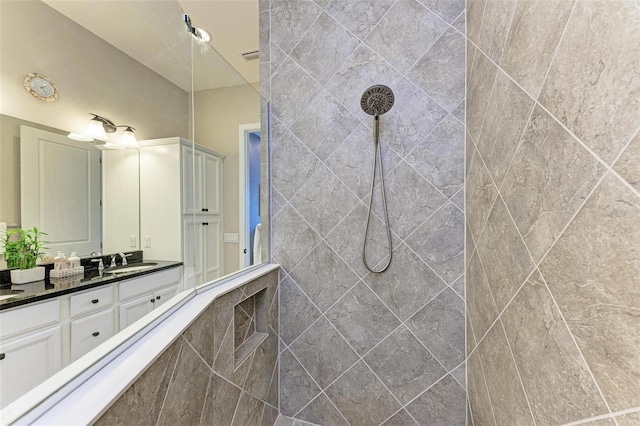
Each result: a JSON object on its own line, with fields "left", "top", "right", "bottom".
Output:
{"left": 2, "top": 227, "right": 48, "bottom": 284}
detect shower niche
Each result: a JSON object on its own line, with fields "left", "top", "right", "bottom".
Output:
{"left": 233, "top": 287, "right": 268, "bottom": 368}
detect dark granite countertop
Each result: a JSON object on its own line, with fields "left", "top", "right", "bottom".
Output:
{"left": 0, "top": 260, "right": 183, "bottom": 311}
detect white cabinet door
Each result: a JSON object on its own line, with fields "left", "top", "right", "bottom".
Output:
{"left": 70, "top": 309, "right": 114, "bottom": 362}
{"left": 203, "top": 153, "right": 221, "bottom": 215}
{"left": 182, "top": 145, "right": 204, "bottom": 215}
{"left": 183, "top": 218, "right": 205, "bottom": 286}
{"left": 119, "top": 296, "right": 153, "bottom": 331}
{"left": 203, "top": 218, "right": 221, "bottom": 283}
{"left": 154, "top": 286, "right": 178, "bottom": 309}
{"left": 0, "top": 326, "right": 62, "bottom": 408}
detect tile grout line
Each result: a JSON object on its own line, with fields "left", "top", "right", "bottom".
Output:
{"left": 155, "top": 338, "right": 184, "bottom": 426}
{"left": 561, "top": 406, "right": 640, "bottom": 426}
{"left": 497, "top": 318, "right": 538, "bottom": 425}
{"left": 536, "top": 270, "right": 616, "bottom": 419}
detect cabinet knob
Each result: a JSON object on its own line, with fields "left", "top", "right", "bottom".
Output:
{"left": 0, "top": 353, "right": 5, "bottom": 360}
{"left": 91, "top": 299, "right": 99, "bottom": 304}
{"left": 92, "top": 332, "right": 100, "bottom": 337}
{"left": 204, "top": 208, "right": 209, "bottom": 212}
{"left": 201, "top": 208, "right": 206, "bottom": 212}
{"left": 150, "top": 298, "right": 156, "bottom": 303}
{"left": 203, "top": 222, "right": 209, "bottom": 226}
{"left": 157, "top": 295, "right": 161, "bottom": 300}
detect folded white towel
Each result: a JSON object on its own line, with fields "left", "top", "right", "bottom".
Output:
{"left": 253, "top": 223, "right": 262, "bottom": 265}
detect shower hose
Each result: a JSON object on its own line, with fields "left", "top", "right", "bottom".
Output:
{"left": 362, "top": 115, "right": 393, "bottom": 273}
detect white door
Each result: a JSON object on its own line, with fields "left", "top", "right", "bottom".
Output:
{"left": 182, "top": 145, "right": 204, "bottom": 215}
{"left": 203, "top": 218, "right": 221, "bottom": 282}
{"left": 20, "top": 126, "right": 101, "bottom": 255}
{"left": 0, "top": 326, "right": 62, "bottom": 408}
{"left": 203, "top": 153, "right": 221, "bottom": 215}
{"left": 183, "top": 218, "right": 204, "bottom": 286}
{"left": 119, "top": 296, "right": 153, "bottom": 331}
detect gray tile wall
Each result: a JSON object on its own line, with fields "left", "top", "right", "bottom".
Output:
{"left": 465, "top": 0, "right": 640, "bottom": 424}
{"left": 262, "top": 0, "right": 467, "bottom": 424}
{"left": 95, "top": 270, "right": 279, "bottom": 426}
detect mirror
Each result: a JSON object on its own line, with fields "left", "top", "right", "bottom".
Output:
{"left": 0, "top": 0, "right": 267, "bottom": 410}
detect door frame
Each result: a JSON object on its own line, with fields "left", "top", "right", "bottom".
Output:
{"left": 238, "top": 122, "right": 261, "bottom": 269}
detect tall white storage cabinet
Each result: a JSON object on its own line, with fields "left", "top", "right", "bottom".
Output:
{"left": 139, "top": 138, "right": 224, "bottom": 286}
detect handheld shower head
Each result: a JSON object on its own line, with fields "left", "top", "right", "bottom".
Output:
{"left": 360, "top": 85, "right": 394, "bottom": 116}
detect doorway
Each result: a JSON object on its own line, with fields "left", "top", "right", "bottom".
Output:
{"left": 238, "top": 123, "right": 261, "bottom": 268}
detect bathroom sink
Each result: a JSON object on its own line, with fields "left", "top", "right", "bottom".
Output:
{"left": 104, "top": 262, "right": 158, "bottom": 274}
{"left": 0, "top": 289, "right": 25, "bottom": 301}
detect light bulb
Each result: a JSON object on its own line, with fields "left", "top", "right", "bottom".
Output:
{"left": 86, "top": 118, "right": 108, "bottom": 141}
{"left": 120, "top": 127, "right": 138, "bottom": 148}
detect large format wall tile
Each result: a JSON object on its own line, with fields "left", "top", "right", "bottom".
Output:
{"left": 291, "top": 13, "right": 359, "bottom": 85}
{"left": 418, "top": 0, "right": 465, "bottom": 24}
{"left": 477, "top": 0, "right": 516, "bottom": 64}
{"left": 466, "top": 251, "right": 498, "bottom": 344}
{"left": 290, "top": 90, "right": 358, "bottom": 162}
{"left": 96, "top": 339, "right": 182, "bottom": 426}
{"left": 326, "top": 282, "right": 401, "bottom": 355}
{"left": 366, "top": 0, "right": 448, "bottom": 74}
{"left": 406, "top": 202, "right": 465, "bottom": 284}
{"left": 271, "top": 58, "right": 322, "bottom": 127}
{"left": 540, "top": 174, "right": 640, "bottom": 411}
{"left": 466, "top": 49, "right": 497, "bottom": 143}
{"left": 290, "top": 242, "right": 359, "bottom": 312}
{"left": 325, "top": 361, "right": 401, "bottom": 426}
{"left": 364, "top": 326, "right": 447, "bottom": 404}
{"left": 272, "top": 205, "right": 321, "bottom": 273}
{"left": 467, "top": 350, "right": 496, "bottom": 426}
{"left": 406, "top": 114, "right": 465, "bottom": 197}
{"left": 409, "top": 27, "right": 466, "bottom": 112}
{"left": 477, "top": 197, "right": 535, "bottom": 312}
{"left": 476, "top": 70, "right": 534, "bottom": 189}
{"left": 297, "top": 393, "right": 349, "bottom": 426}
{"left": 280, "top": 349, "right": 321, "bottom": 416}
{"left": 539, "top": 0, "right": 640, "bottom": 163}
{"left": 406, "top": 375, "right": 466, "bottom": 426}
{"left": 157, "top": 341, "right": 212, "bottom": 426}
{"left": 478, "top": 322, "right": 535, "bottom": 425}
{"left": 500, "top": 0, "right": 574, "bottom": 96}
{"left": 407, "top": 288, "right": 465, "bottom": 371}
{"left": 271, "top": 130, "right": 320, "bottom": 200}
{"left": 372, "top": 161, "right": 448, "bottom": 239}
{"left": 615, "top": 132, "right": 640, "bottom": 193}
{"left": 271, "top": 0, "right": 322, "bottom": 54}
{"left": 502, "top": 106, "right": 606, "bottom": 262}
{"left": 501, "top": 270, "right": 609, "bottom": 424}
{"left": 466, "top": 146, "right": 498, "bottom": 241}
{"left": 290, "top": 165, "right": 358, "bottom": 237}
{"left": 364, "top": 243, "right": 447, "bottom": 322}
{"left": 325, "top": 0, "right": 396, "bottom": 41}
{"left": 279, "top": 275, "right": 321, "bottom": 345}
{"left": 289, "top": 317, "right": 359, "bottom": 389}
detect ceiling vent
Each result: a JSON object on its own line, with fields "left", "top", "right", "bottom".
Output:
{"left": 240, "top": 49, "right": 260, "bottom": 61}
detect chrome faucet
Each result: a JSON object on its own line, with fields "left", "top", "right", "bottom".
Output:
{"left": 110, "top": 254, "right": 118, "bottom": 268}
{"left": 91, "top": 258, "right": 104, "bottom": 271}
{"left": 119, "top": 252, "right": 133, "bottom": 265}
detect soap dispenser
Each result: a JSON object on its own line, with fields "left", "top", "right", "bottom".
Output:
{"left": 68, "top": 252, "right": 80, "bottom": 269}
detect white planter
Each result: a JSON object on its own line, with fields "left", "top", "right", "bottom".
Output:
{"left": 10, "top": 266, "right": 45, "bottom": 284}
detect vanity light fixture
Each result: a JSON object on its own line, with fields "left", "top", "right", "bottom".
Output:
{"left": 69, "top": 113, "right": 137, "bottom": 149}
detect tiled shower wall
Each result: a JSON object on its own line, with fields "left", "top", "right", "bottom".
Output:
{"left": 466, "top": 1, "right": 640, "bottom": 425}
{"left": 261, "top": 0, "right": 467, "bottom": 424}
{"left": 95, "top": 270, "right": 279, "bottom": 425}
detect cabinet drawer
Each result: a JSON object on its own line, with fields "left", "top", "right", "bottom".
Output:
{"left": 70, "top": 308, "right": 114, "bottom": 362}
{"left": 0, "top": 300, "right": 60, "bottom": 340}
{"left": 70, "top": 286, "right": 113, "bottom": 318}
{"left": 119, "top": 267, "right": 181, "bottom": 301}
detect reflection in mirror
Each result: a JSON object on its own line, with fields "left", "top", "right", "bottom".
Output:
{"left": 0, "top": 0, "right": 266, "bottom": 412}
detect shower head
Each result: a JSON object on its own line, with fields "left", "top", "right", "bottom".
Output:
{"left": 360, "top": 85, "right": 394, "bottom": 116}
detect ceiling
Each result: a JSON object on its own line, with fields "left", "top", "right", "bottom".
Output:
{"left": 42, "top": 0, "right": 259, "bottom": 92}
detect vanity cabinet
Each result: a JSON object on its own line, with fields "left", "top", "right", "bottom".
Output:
{"left": 118, "top": 268, "right": 181, "bottom": 331}
{"left": 139, "top": 137, "right": 224, "bottom": 285}
{"left": 70, "top": 309, "right": 114, "bottom": 362}
{"left": 0, "top": 300, "right": 62, "bottom": 408}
